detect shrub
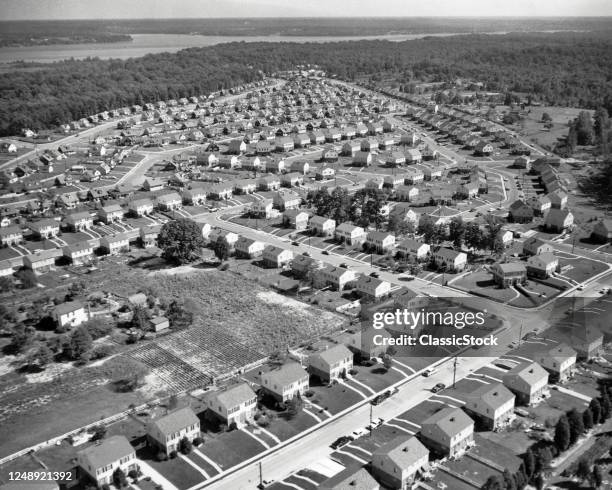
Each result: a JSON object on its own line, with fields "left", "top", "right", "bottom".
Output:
{"left": 169, "top": 450, "right": 177, "bottom": 459}
{"left": 128, "top": 470, "right": 138, "bottom": 480}
{"left": 193, "top": 436, "right": 204, "bottom": 446}
{"left": 156, "top": 451, "right": 168, "bottom": 462}
{"left": 304, "top": 390, "right": 314, "bottom": 397}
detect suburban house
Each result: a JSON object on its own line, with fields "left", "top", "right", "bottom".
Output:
{"left": 397, "top": 239, "right": 430, "bottom": 261}
{"left": 209, "top": 230, "right": 239, "bottom": 251}
{"left": 183, "top": 186, "right": 207, "bottom": 206}
{"left": 342, "top": 141, "right": 361, "bottom": 156}
{"left": 62, "top": 242, "right": 94, "bottom": 265}
{"left": 149, "top": 316, "right": 169, "bottom": 332}
{"left": 315, "top": 167, "right": 335, "bottom": 180}
{"left": 526, "top": 252, "right": 559, "bottom": 278}
{"left": 309, "top": 216, "right": 336, "bottom": 237}
{"left": 98, "top": 204, "right": 125, "bottom": 224}
{"left": 420, "top": 408, "right": 474, "bottom": 458}
{"left": 319, "top": 466, "right": 380, "bottom": 490}
{"left": 386, "top": 151, "right": 406, "bottom": 167}
{"left": 100, "top": 234, "right": 130, "bottom": 255}
{"left": 139, "top": 224, "right": 161, "bottom": 248}
{"left": 490, "top": 262, "right": 527, "bottom": 288}
{"left": 0, "top": 225, "right": 22, "bottom": 246}
{"left": 371, "top": 436, "right": 430, "bottom": 489}
{"left": 273, "top": 190, "right": 301, "bottom": 210}
{"left": 432, "top": 248, "right": 467, "bottom": 272}
{"left": 365, "top": 178, "right": 384, "bottom": 191}
{"left": 29, "top": 219, "right": 60, "bottom": 239}
{"left": 260, "top": 363, "right": 309, "bottom": 402}
{"left": 156, "top": 192, "right": 182, "bottom": 211}
{"left": 496, "top": 229, "right": 516, "bottom": 248}
{"left": 569, "top": 326, "right": 604, "bottom": 361}
{"left": 233, "top": 180, "right": 256, "bottom": 195}
{"left": 76, "top": 435, "right": 137, "bottom": 487}
{"left": 275, "top": 136, "right": 295, "bottom": 152}
{"left": 147, "top": 407, "right": 201, "bottom": 456}
{"left": 0, "top": 260, "right": 14, "bottom": 277}
{"left": 535, "top": 343, "right": 577, "bottom": 383}
{"left": 320, "top": 265, "right": 356, "bottom": 291}
{"left": 54, "top": 301, "right": 88, "bottom": 328}
{"left": 281, "top": 172, "right": 304, "bottom": 187}
{"left": 548, "top": 190, "right": 568, "bottom": 209}
{"left": 508, "top": 200, "right": 534, "bottom": 223}
{"left": 544, "top": 208, "right": 574, "bottom": 233}
{"left": 291, "top": 255, "right": 325, "bottom": 284}
{"left": 143, "top": 177, "right": 164, "bottom": 192}
{"left": 527, "top": 195, "right": 552, "bottom": 216}
{"left": 128, "top": 198, "right": 154, "bottom": 217}
{"left": 64, "top": 211, "right": 94, "bottom": 232}
{"left": 365, "top": 231, "right": 396, "bottom": 253}
{"left": 308, "top": 344, "right": 354, "bottom": 382}
{"left": 383, "top": 174, "right": 407, "bottom": 189}
{"left": 405, "top": 148, "right": 422, "bottom": 164}
{"left": 522, "top": 237, "right": 554, "bottom": 256}
{"left": 204, "top": 382, "right": 257, "bottom": 428}
{"left": 262, "top": 245, "right": 293, "bottom": 268}
{"left": 464, "top": 383, "right": 515, "bottom": 430}
{"left": 396, "top": 185, "right": 419, "bottom": 202}
{"left": 283, "top": 210, "right": 309, "bottom": 230}
{"left": 251, "top": 198, "right": 274, "bottom": 218}
{"left": 335, "top": 223, "right": 366, "bottom": 246}
{"left": 591, "top": 219, "right": 612, "bottom": 243}
{"left": 355, "top": 275, "right": 391, "bottom": 300}
{"left": 340, "top": 327, "right": 392, "bottom": 360}
{"left": 228, "top": 139, "right": 247, "bottom": 154}
{"left": 23, "top": 249, "right": 60, "bottom": 273}
{"left": 289, "top": 160, "right": 310, "bottom": 175}
{"left": 353, "top": 151, "right": 373, "bottom": 167}
{"left": 258, "top": 175, "right": 281, "bottom": 191}
{"left": 234, "top": 237, "right": 265, "bottom": 258}
{"left": 502, "top": 361, "right": 549, "bottom": 406}
{"left": 206, "top": 184, "right": 233, "bottom": 200}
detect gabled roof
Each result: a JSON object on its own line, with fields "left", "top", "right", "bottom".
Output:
{"left": 422, "top": 407, "right": 473, "bottom": 437}
{"left": 468, "top": 383, "right": 515, "bottom": 412}
{"left": 503, "top": 361, "right": 548, "bottom": 387}
{"left": 150, "top": 407, "right": 199, "bottom": 436}
{"left": 261, "top": 363, "right": 308, "bottom": 387}
{"left": 310, "top": 344, "right": 353, "bottom": 367}
{"left": 77, "top": 435, "right": 134, "bottom": 469}
{"left": 210, "top": 383, "right": 256, "bottom": 409}
{"left": 373, "top": 435, "right": 429, "bottom": 469}
{"left": 319, "top": 466, "right": 379, "bottom": 490}
{"left": 54, "top": 300, "right": 85, "bottom": 316}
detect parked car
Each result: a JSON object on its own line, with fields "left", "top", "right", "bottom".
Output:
{"left": 370, "top": 272, "right": 380, "bottom": 278}
{"left": 291, "top": 241, "right": 299, "bottom": 246}
{"left": 322, "top": 250, "right": 330, "bottom": 255}
{"left": 431, "top": 383, "right": 446, "bottom": 393}
{"left": 330, "top": 435, "right": 354, "bottom": 449}
{"left": 423, "top": 367, "right": 437, "bottom": 377}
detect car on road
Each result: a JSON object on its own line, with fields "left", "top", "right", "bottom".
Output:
{"left": 423, "top": 367, "right": 437, "bottom": 377}
{"left": 370, "top": 272, "right": 380, "bottom": 278}
{"left": 431, "top": 383, "right": 446, "bottom": 393}
{"left": 366, "top": 418, "right": 385, "bottom": 430}
{"left": 400, "top": 275, "right": 415, "bottom": 281}
{"left": 340, "top": 263, "right": 348, "bottom": 268}
{"left": 322, "top": 250, "right": 330, "bottom": 255}
{"left": 292, "top": 241, "right": 299, "bottom": 246}
{"left": 302, "top": 252, "right": 311, "bottom": 257}
{"left": 330, "top": 435, "right": 354, "bottom": 449}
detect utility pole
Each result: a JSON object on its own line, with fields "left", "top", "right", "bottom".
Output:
{"left": 258, "top": 461, "right": 263, "bottom": 489}
{"left": 452, "top": 356, "right": 458, "bottom": 389}
{"left": 369, "top": 403, "right": 373, "bottom": 437}
{"left": 518, "top": 322, "right": 523, "bottom": 346}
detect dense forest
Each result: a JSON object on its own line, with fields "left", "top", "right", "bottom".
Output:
{"left": 2, "top": 31, "right": 612, "bottom": 136}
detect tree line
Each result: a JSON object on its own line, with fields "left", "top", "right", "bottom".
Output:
{"left": 2, "top": 31, "right": 612, "bottom": 136}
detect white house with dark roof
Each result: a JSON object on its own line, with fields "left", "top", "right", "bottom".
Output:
{"left": 281, "top": 172, "right": 304, "bottom": 187}
{"left": 527, "top": 195, "right": 551, "bottom": 216}
{"left": 396, "top": 185, "right": 419, "bottom": 202}
{"left": 29, "top": 219, "right": 60, "bottom": 239}
{"left": 397, "top": 239, "right": 430, "bottom": 261}
{"left": 544, "top": 208, "right": 573, "bottom": 233}
{"left": 591, "top": 219, "right": 612, "bottom": 243}
{"left": 54, "top": 301, "right": 88, "bottom": 328}
{"left": 570, "top": 326, "right": 604, "bottom": 361}
{"left": 128, "top": 198, "right": 154, "bottom": 217}
{"left": 420, "top": 408, "right": 474, "bottom": 458}
{"left": 526, "top": 252, "right": 559, "bottom": 278}
{"left": 235, "top": 237, "right": 265, "bottom": 258}
{"left": 309, "top": 216, "right": 336, "bottom": 237}
{"left": 522, "top": 237, "right": 554, "bottom": 256}
{"left": 366, "top": 231, "right": 395, "bottom": 253}
{"left": 0, "top": 225, "right": 22, "bottom": 246}
{"left": 147, "top": 407, "right": 200, "bottom": 456}
{"left": 273, "top": 190, "right": 301, "bottom": 211}
{"left": 308, "top": 344, "right": 354, "bottom": 382}
{"left": 335, "top": 223, "right": 366, "bottom": 246}
{"left": 260, "top": 363, "right": 309, "bottom": 402}
{"left": 491, "top": 262, "right": 527, "bottom": 288}
{"left": 98, "top": 203, "right": 124, "bottom": 224}
{"left": 258, "top": 175, "right": 281, "bottom": 191}
{"left": 63, "top": 211, "right": 92, "bottom": 233}
{"left": 63, "top": 242, "right": 94, "bottom": 265}
{"left": 205, "top": 383, "right": 257, "bottom": 428}
{"left": 320, "top": 265, "right": 356, "bottom": 291}
{"left": 140, "top": 224, "right": 161, "bottom": 248}
{"left": 535, "top": 343, "right": 577, "bottom": 383}
{"left": 283, "top": 209, "right": 309, "bottom": 230}
{"left": 156, "top": 192, "right": 182, "bottom": 211}
{"left": 355, "top": 275, "right": 391, "bottom": 300}
{"left": 371, "top": 436, "right": 429, "bottom": 489}
{"left": 464, "top": 383, "right": 515, "bottom": 430}
{"left": 353, "top": 150, "right": 373, "bottom": 167}
{"left": 251, "top": 198, "right": 274, "bottom": 218}
{"left": 547, "top": 190, "right": 568, "bottom": 209}
{"left": 23, "top": 249, "right": 60, "bottom": 273}
{"left": 432, "top": 248, "right": 467, "bottom": 272}
{"left": 0, "top": 259, "right": 14, "bottom": 277}
{"left": 502, "top": 361, "right": 549, "bottom": 406}
{"left": 262, "top": 245, "right": 293, "bottom": 268}
{"left": 100, "top": 233, "right": 130, "bottom": 255}
{"left": 77, "top": 435, "right": 136, "bottom": 487}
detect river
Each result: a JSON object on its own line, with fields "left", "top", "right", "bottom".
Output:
{"left": 0, "top": 32, "right": 492, "bottom": 64}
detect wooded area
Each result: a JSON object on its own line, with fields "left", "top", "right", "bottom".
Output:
{"left": 1, "top": 32, "right": 612, "bottom": 136}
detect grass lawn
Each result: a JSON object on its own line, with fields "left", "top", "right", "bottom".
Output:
{"left": 559, "top": 257, "right": 608, "bottom": 283}
{"left": 307, "top": 382, "right": 363, "bottom": 414}
{"left": 480, "top": 428, "right": 533, "bottom": 455}
{"left": 139, "top": 448, "right": 203, "bottom": 490}
{"left": 196, "top": 431, "right": 260, "bottom": 470}
{"left": 453, "top": 271, "right": 519, "bottom": 303}
{"left": 351, "top": 363, "right": 405, "bottom": 392}
{"left": 263, "top": 410, "right": 316, "bottom": 441}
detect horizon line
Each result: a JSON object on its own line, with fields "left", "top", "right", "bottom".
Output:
{"left": 2, "top": 15, "right": 612, "bottom": 21}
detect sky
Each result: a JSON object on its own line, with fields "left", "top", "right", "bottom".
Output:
{"left": 1, "top": 0, "right": 611, "bottom": 20}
